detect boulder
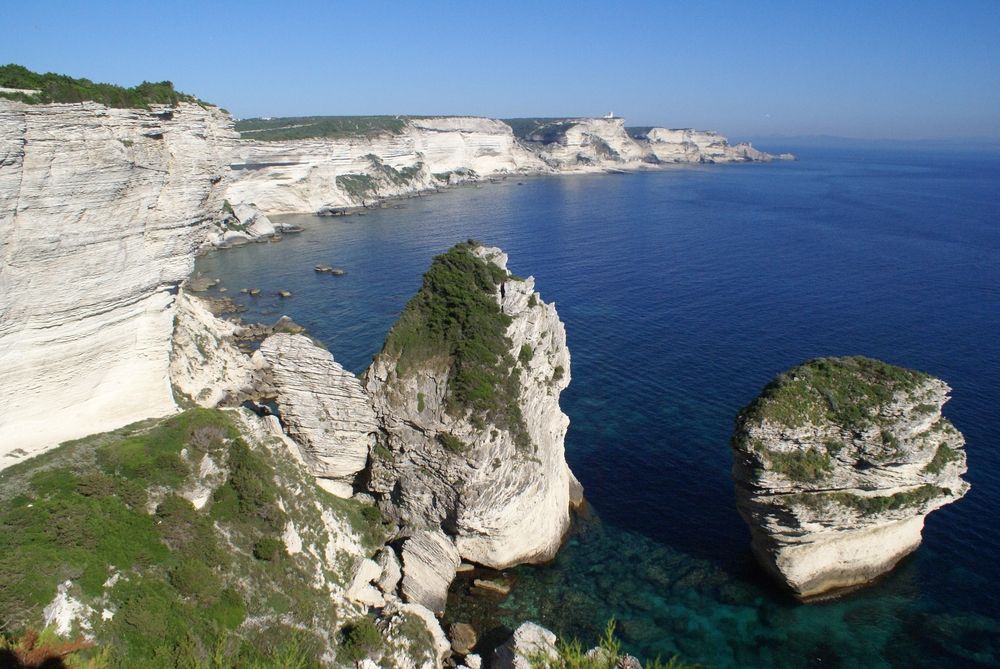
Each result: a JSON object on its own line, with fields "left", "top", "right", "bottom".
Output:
{"left": 493, "top": 622, "right": 558, "bottom": 669}
{"left": 375, "top": 546, "right": 402, "bottom": 596}
{"left": 400, "top": 530, "right": 460, "bottom": 614}
{"left": 732, "top": 356, "right": 969, "bottom": 600}
{"left": 258, "top": 333, "right": 378, "bottom": 492}
{"left": 449, "top": 622, "right": 477, "bottom": 656}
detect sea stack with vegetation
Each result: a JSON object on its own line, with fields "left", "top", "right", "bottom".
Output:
{"left": 731, "top": 356, "right": 969, "bottom": 600}
{"left": 362, "top": 241, "right": 582, "bottom": 610}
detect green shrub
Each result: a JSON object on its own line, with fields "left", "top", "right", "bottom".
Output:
{"left": 924, "top": 443, "right": 961, "bottom": 474}
{"left": 252, "top": 537, "right": 286, "bottom": 562}
{"left": 382, "top": 241, "right": 531, "bottom": 449}
{"left": 417, "top": 392, "right": 426, "bottom": 413}
{"left": 519, "top": 344, "right": 534, "bottom": 366}
{"left": 0, "top": 63, "right": 205, "bottom": 108}
{"left": 532, "top": 619, "right": 701, "bottom": 669}
{"left": 337, "top": 617, "right": 382, "bottom": 663}
{"left": 438, "top": 432, "right": 469, "bottom": 454}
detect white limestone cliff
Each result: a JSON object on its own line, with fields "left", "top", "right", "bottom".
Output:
{"left": 226, "top": 116, "right": 547, "bottom": 214}
{"left": 0, "top": 99, "right": 236, "bottom": 467}
{"left": 226, "top": 116, "right": 789, "bottom": 215}
{"left": 732, "top": 356, "right": 969, "bottom": 600}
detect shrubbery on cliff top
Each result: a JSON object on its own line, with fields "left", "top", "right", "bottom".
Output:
{"left": 0, "top": 63, "right": 203, "bottom": 109}
{"left": 383, "top": 241, "right": 532, "bottom": 449}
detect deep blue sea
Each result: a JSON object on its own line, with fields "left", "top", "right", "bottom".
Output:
{"left": 196, "top": 147, "right": 1000, "bottom": 668}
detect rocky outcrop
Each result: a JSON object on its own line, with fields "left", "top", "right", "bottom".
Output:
{"left": 400, "top": 530, "right": 461, "bottom": 615}
{"left": 732, "top": 356, "right": 969, "bottom": 600}
{"left": 492, "top": 622, "right": 558, "bottom": 669}
{"left": 169, "top": 290, "right": 260, "bottom": 406}
{"left": 643, "top": 127, "right": 781, "bottom": 163}
{"left": 227, "top": 117, "right": 547, "bottom": 214}
{"left": 364, "top": 243, "right": 578, "bottom": 574}
{"left": 0, "top": 99, "right": 236, "bottom": 467}
{"left": 227, "top": 116, "right": 789, "bottom": 215}
{"left": 258, "top": 333, "right": 378, "bottom": 497}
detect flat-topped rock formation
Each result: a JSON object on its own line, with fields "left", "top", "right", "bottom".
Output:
{"left": 0, "top": 99, "right": 236, "bottom": 466}
{"left": 732, "top": 356, "right": 969, "bottom": 600}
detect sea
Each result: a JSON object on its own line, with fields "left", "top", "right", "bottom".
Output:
{"left": 195, "top": 146, "right": 1000, "bottom": 668}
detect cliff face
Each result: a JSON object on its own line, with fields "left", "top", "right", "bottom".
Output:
{"left": 0, "top": 100, "right": 237, "bottom": 467}
{"left": 363, "top": 243, "right": 579, "bottom": 577}
{"left": 226, "top": 116, "right": 789, "bottom": 215}
{"left": 226, "top": 116, "right": 547, "bottom": 214}
{"left": 732, "top": 357, "right": 969, "bottom": 600}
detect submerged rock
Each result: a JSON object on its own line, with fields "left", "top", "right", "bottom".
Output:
{"left": 364, "top": 242, "right": 580, "bottom": 572}
{"left": 732, "top": 356, "right": 969, "bottom": 600}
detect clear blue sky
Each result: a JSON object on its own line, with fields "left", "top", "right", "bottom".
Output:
{"left": 3, "top": 0, "right": 999, "bottom": 139}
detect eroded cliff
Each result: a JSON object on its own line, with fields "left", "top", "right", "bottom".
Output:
{"left": 0, "top": 99, "right": 236, "bottom": 466}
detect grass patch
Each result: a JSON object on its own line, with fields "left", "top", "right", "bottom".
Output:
{"left": 788, "top": 485, "right": 949, "bottom": 515}
{"left": 738, "top": 356, "right": 929, "bottom": 430}
{"left": 336, "top": 173, "right": 377, "bottom": 200}
{"left": 381, "top": 241, "right": 531, "bottom": 449}
{"left": 924, "top": 442, "right": 961, "bottom": 475}
{"left": 763, "top": 446, "right": 832, "bottom": 482}
{"left": 533, "top": 619, "right": 701, "bottom": 669}
{"left": 0, "top": 63, "right": 205, "bottom": 108}
{"left": 0, "top": 408, "right": 377, "bottom": 668}
{"left": 235, "top": 115, "right": 407, "bottom": 141}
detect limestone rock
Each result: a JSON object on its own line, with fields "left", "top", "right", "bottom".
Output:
{"left": 169, "top": 291, "right": 258, "bottom": 407}
{"left": 375, "top": 546, "right": 402, "bottom": 597}
{"left": 449, "top": 622, "right": 477, "bottom": 656}
{"left": 732, "top": 356, "right": 970, "bottom": 600}
{"left": 345, "top": 558, "right": 385, "bottom": 608}
{"left": 492, "top": 622, "right": 558, "bottom": 669}
{"left": 400, "top": 530, "right": 460, "bottom": 615}
{"left": 258, "top": 333, "right": 378, "bottom": 493}
{"left": 379, "top": 601, "right": 451, "bottom": 669}
{"left": 0, "top": 99, "right": 236, "bottom": 467}
{"left": 226, "top": 116, "right": 784, "bottom": 215}
{"left": 365, "top": 244, "right": 577, "bottom": 571}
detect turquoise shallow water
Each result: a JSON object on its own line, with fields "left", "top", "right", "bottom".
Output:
{"left": 196, "top": 147, "right": 1000, "bottom": 668}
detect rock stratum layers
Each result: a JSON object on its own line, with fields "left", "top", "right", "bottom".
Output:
{"left": 362, "top": 242, "right": 579, "bottom": 607}
{"left": 226, "top": 116, "right": 790, "bottom": 215}
{"left": 732, "top": 356, "right": 969, "bottom": 600}
{"left": 0, "top": 100, "right": 236, "bottom": 465}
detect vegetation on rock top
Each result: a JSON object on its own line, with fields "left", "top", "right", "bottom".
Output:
{"left": 503, "top": 118, "right": 581, "bottom": 143}
{"left": 381, "top": 241, "right": 531, "bottom": 449}
{"left": 234, "top": 116, "right": 412, "bottom": 141}
{"left": 738, "top": 356, "right": 929, "bottom": 430}
{"left": 0, "top": 409, "right": 381, "bottom": 668}
{"left": 0, "top": 64, "right": 205, "bottom": 109}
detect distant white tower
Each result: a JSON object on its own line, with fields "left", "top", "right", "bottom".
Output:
{"left": 604, "top": 111, "right": 615, "bottom": 118}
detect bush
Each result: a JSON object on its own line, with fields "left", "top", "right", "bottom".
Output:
{"left": 381, "top": 241, "right": 532, "bottom": 449}
{"left": 337, "top": 617, "right": 382, "bottom": 663}
{"left": 0, "top": 63, "right": 205, "bottom": 108}
{"left": 252, "top": 537, "right": 286, "bottom": 562}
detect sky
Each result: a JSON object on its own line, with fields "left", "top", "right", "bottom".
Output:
{"left": 3, "top": 0, "right": 999, "bottom": 140}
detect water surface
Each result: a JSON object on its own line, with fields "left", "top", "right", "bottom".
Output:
{"left": 196, "top": 148, "right": 1000, "bottom": 668}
